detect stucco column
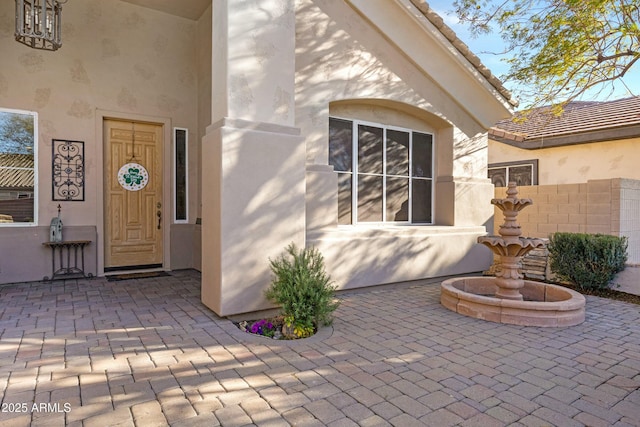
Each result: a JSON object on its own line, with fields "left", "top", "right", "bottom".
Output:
{"left": 201, "top": 0, "right": 305, "bottom": 316}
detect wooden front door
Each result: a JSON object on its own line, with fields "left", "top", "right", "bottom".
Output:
{"left": 104, "top": 119, "right": 163, "bottom": 270}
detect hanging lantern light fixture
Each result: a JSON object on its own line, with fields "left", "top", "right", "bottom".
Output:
{"left": 15, "top": 0, "right": 68, "bottom": 51}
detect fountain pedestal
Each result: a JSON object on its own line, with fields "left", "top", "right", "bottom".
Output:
{"left": 440, "top": 183, "right": 585, "bottom": 327}
{"left": 495, "top": 256, "right": 526, "bottom": 300}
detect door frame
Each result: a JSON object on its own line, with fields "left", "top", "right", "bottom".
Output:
{"left": 96, "top": 109, "right": 172, "bottom": 277}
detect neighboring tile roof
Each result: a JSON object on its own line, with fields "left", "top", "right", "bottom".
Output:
{"left": 410, "top": 0, "right": 519, "bottom": 108}
{"left": 0, "top": 153, "right": 35, "bottom": 189}
{"left": 489, "top": 96, "right": 640, "bottom": 149}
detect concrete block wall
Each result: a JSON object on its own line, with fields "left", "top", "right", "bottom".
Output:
{"left": 615, "top": 179, "right": 640, "bottom": 265}
{"left": 493, "top": 178, "right": 640, "bottom": 265}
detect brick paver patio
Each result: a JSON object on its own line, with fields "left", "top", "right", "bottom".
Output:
{"left": 1, "top": 270, "right": 639, "bottom": 426}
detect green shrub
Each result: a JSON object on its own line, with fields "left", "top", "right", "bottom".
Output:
{"left": 548, "top": 232, "right": 628, "bottom": 290}
{"left": 265, "top": 243, "right": 340, "bottom": 335}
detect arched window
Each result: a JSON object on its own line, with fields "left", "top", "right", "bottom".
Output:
{"left": 329, "top": 117, "right": 433, "bottom": 225}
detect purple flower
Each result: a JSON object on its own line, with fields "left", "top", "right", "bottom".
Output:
{"left": 247, "top": 319, "right": 277, "bottom": 336}
{"left": 250, "top": 319, "right": 267, "bottom": 335}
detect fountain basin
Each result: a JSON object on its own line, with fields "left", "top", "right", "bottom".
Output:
{"left": 441, "top": 277, "right": 585, "bottom": 327}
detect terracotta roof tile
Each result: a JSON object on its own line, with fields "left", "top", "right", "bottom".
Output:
{"left": 490, "top": 96, "right": 640, "bottom": 144}
{"left": 410, "top": 0, "right": 518, "bottom": 108}
{"left": 0, "top": 153, "right": 35, "bottom": 189}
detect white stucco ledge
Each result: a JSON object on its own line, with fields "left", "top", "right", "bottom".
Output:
{"left": 307, "top": 225, "right": 489, "bottom": 240}
{"left": 207, "top": 117, "right": 301, "bottom": 136}
{"left": 222, "top": 320, "right": 334, "bottom": 347}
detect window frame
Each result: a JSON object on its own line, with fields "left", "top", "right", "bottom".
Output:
{"left": 0, "top": 107, "right": 38, "bottom": 227}
{"left": 173, "top": 127, "right": 188, "bottom": 224}
{"left": 488, "top": 159, "right": 538, "bottom": 187}
{"left": 330, "top": 116, "right": 434, "bottom": 225}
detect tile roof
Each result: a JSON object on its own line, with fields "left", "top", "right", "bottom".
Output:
{"left": 410, "top": 0, "right": 518, "bottom": 108}
{"left": 490, "top": 96, "right": 640, "bottom": 149}
{"left": 0, "top": 153, "right": 35, "bottom": 189}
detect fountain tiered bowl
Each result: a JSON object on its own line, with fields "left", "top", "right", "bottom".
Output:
{"left": 440, "top": 183, "right": 585, "bottom": 327}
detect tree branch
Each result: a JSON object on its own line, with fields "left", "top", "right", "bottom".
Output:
{"left": 597, "top": 49, "right": 640, "bottom": 63}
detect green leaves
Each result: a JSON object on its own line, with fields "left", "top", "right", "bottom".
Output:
{"left": 548, "top": 232, "right": 628, "bottom": 290}
{"left": 124, "top": 168, "right": 143, "bottom": 185}
{"left": 265, "top": 243, "right": 340, "bottom": 333}
{"left": 452, "top": 0, "right": 640, "bottom": 108}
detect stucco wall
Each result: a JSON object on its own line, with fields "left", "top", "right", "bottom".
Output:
{"left": 1, "top": 0, "right": 511, "bottom": 308}
{"left": 296, "top": 0, "right": 498, "bottom": 290}
{"left": 0, "top": 0, "right": 202, "bottom": 282}
{"left": 201, "top": 0, "right": 306, "bottom": 316}
{"left": 196, "top": 4, "right": 212, "bottom": 223}
{"left": 489, "top": 137, "right": 640, "bottom": 185}
{"left": 494, "top": 179, "right": 640, "bottom": 264}
{"left": 296, "top": 0, "right": 492, "bottom": 169}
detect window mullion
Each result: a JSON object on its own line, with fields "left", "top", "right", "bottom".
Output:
{"left": 409, "top": 131, "right": 413, "bottom": 224}
{"left": 352, "top": 121, "right": 358, "bottom": 225}
{"left": 382, "top": 128, "right": 387, "bottom": 223}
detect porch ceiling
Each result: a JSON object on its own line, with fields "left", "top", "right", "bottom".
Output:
{"left": 120, "top": 0, "right": 210, "bottom": 20}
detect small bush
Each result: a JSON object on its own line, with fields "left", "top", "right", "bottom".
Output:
{"left": 548, "top": 232, "right": 628, "bottom": 290}
{"left": 265, "top": 243, "right": 340, "bottom": 336}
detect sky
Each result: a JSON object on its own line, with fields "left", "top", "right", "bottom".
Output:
{"left": 427, "top": 1, "right": 640, "bottom": 108}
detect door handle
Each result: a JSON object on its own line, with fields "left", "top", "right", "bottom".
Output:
{"left": 157, "top": 210, "right": 162, "bottom": 229}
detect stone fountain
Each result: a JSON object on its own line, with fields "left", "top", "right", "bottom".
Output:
{"left": 441, "top": 183, "right": 585, "bottom": 327}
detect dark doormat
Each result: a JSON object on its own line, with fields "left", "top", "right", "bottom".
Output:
{"left": 106, "top": 271, "right": 171, "bottom": 282}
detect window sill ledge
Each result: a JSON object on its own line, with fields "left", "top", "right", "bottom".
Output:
{"left": 308, "top": 224, "right": 488, "bottom": 240}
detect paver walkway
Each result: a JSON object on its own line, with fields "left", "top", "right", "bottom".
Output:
{"left": 0, "top": 270, "right": 639, "bottom": 426}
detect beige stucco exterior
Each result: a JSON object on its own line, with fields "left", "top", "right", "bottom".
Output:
{"left": 489, "top": 137, "right": 640, "bottom": 185}
{"left": 489, "top": 128, "right": 640, "bottom": 267}
{"left": 296, "top": 0, "right": 506, "bottom": 295}
{"left": 1, "top": 0, "right": 512, "bottom": 317}
{"left": 0, "top": 0, "right": 207, "bottom": 283}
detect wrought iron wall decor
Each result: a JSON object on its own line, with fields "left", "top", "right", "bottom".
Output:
{"left": 52, "top": 139, "right": 84, "bottom": 201}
